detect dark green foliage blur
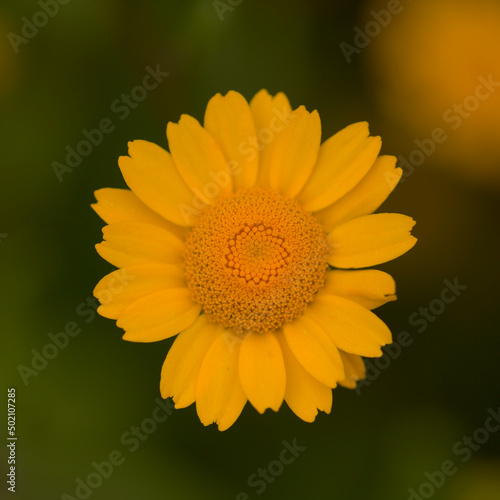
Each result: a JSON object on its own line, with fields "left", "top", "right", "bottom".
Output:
{"left": 1, "top": 1, "right": 499, "bottom": 499}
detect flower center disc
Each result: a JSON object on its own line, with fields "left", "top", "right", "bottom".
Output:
{"left": 184, "top": 189, "right": 329, "bottom": 334}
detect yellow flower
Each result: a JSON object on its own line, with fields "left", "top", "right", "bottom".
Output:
{"left": 92, "top": 90, "right": 416, "bottom": 430}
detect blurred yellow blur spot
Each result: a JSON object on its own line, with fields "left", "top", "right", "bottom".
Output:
{"left": 365, "top": 0, "right": 500, "bottom": 187}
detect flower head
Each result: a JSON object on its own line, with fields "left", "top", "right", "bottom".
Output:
{"left": 93, "top": 90, "right": 416, "bottom": 430}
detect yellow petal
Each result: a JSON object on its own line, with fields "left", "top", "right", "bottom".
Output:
{"left": 276, "top": 331, "right": 332, "bottom": 423}
{"left": 117, "top": 288, "right": 201, "bottom": 342}
{"left": 314, "top": 155, "right": 402, "bottom": 232}
{"left": 204, "top": 91, "right": 258, "bottom": 189}
{"left": 92, "top": 188, "right": 186, "bottom": 239}
{"left": 298, "top": 122, "right": 382, "bottom": 212}
{"left": 249, "top": 89, "right": 292, "bottom": 186}
{"left": 118, "top": 140, "right": 198, "bottom": 227}
{"left": 167, "top": 115, "right": 232, "bottom": 204}
{"left": 283, "top": 316, "right": 344, "bottom": 387}
{"left": 160, "top": 315, "right": 219, "bottom": 408}
{"left": 328, "top": 213, "right": 417, "bottom": 269}
{"left": 195, "top": 329, "right": 247, "bottom": 431}
{"left": 268, "top": 106, "right": 321, "bottom": 197}
{"left": 338, "top": 350, "right": 366, "bottom": 389}
{"left": 322, "top": 270, "right": 396, "bottom": 310}
{"left": 93, "top": 263, "right": 185, "bottom": 320}
{"left": 238, "top": 331, "right": 286, "bottom": 413}
{"left": 306, "top": 294, "right": 392, "bottom": 357}
{"left": 96, "top": 222, "right": 184, "bottom": 268}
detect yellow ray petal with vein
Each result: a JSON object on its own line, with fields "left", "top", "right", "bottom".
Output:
{"left": 249, "top": 89, "right": 292, "bottom": 186}
{"left": 306, "top": 294, "right": 392, "bottom": 357}
{"left": 118, "top": 140, "right": 197, "bottom": 227}
{"left": 283, "top": 316, "right": 344, "bottom": 387}
{"left": 167, "top": 115, "right": 232, "bottom": 204}
{"left": 314, "top": 155, "right": 402, "bottom": 231}
{"left": 204, "top": 91, "right": 258, "bottom": 190}
{"left": 338, "top": 350, "right": 366, "bottom": 389}
{"left": 328, "top": 213, "right": 417, "bottom": 269}
{"left": 96, "top": 222, "right": 184, "bottom": 268}
{"left": 92, "top": 188, "right": 186, "bottom": 239}
{"left": 298, "top": 122, "right": 381, "bottom": 212}
{"left": 238, "top": 331, "right": 286, "bottom": 413}
{"left": 117, "top": 288, "right": 200, "bottom": 342}
{"left": 277, "top": 331, "right": 332, "bottom": 423}
{"left": 160, "top": 315, "right": 220, "bottom": 408}
{"left": 196, "top": 329, "right": 247, "bottom": 431}
{"left": 268, "top": 106, "right": 321, "bottom": 197}
{"left": 322, "top": 269, "right": 396, "bottom": 310}
{"left": 93, "top": 263, "right": 186, "bottom": 320}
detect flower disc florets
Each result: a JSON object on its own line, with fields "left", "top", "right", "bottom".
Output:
{"left": 184, "top": 189, "right": 329, "bottom": 334}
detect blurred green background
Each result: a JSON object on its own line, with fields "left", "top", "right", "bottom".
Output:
{"left": 1, "top": 0, "right": 499, "bottom": 499}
